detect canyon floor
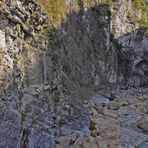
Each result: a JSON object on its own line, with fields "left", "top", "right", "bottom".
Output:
{"left": 55, "top": 87, "right": 148, "bottom": 148}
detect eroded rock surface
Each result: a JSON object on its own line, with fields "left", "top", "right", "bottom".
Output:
{"left": 118, "top": 28, "right": 148, "bottom": 87}
{"left": 0, "top": 0, "right": 118, "bottom": 147}
{"left": 0, "top": 0, "right": 147, "bottom": 148}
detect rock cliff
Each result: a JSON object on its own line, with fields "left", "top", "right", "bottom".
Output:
{"left": 0, "top": 0, "right": 147, "bottom": 147}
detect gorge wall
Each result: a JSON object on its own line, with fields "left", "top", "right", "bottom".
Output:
{"left": 0, "top": 0, "right": 118, "bottom": 147}
{"left": 0, "top": 0, "right": 147, "bottom": 147}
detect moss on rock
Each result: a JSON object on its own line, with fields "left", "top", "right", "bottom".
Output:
{"left": 132, "top": 0, "right": 148, "bottom": 27}
{"left": 37, "top": 0, "right": 66, "bottom": 27}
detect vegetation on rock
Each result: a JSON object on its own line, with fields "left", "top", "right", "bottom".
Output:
{"left": 37, "top": 0, "right": 147, "bottom": 29}
{"left": 132, "top": 0, "right": 148, "bottom": 27}
{"left": 37, "top": 0, "right": 66, "bottom": 27}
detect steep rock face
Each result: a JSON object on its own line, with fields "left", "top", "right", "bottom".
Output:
{"left": 0, "top": 0, "right": 118, "bottom": 147}
{"left": 110, "top": 0, "right": 148, "bottom": 38}
{"left": 110, "top": 0, "right": 148, "bottom": 87}
{"left": 49, "top": 5, "right": 118, "bottom": 88}
{"left": 118, "top": 28, "right": 148, "bottom": 87}
{"left": 110, "top": 0, "right": 143, "bottom": 38}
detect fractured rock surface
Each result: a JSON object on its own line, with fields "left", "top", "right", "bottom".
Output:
{"left": 0, "top": 0, "right": 147, "bottom": 147}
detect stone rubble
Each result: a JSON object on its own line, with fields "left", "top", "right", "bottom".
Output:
{"left": 55, "top": 88, "right": 148, "bottom": 148}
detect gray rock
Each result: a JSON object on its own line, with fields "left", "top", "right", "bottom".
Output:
{"left": 138, "top": 115, "right": 148, "bottom": 132}
{"left": 121, "top": 128, "right": 148, "bottom": 147}
{"left": 91, "top": 94, "right": 110, "bottom": 103}
{"left": 0, "top": 30, "right": 6, "bottom": 50}
{"left": 118, "top": 106, "right": 142, "bottom": 128}
{"left": 0, "top": 0, "right": 147, "bottom": 147}
{"left": 118, "top": 28, "right": 148, "bottom": 87}
{"left": 139, "top": 142, "right": 148, "bottom": 148}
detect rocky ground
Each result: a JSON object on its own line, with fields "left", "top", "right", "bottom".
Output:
{"left": 0, "top": 84, "right": 148, "bottom": 148}
{"left": 55, "top": 87, "right": 148, "bottom": 148}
